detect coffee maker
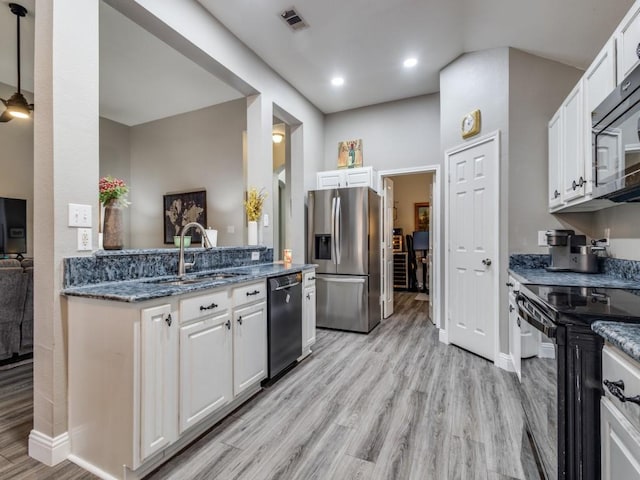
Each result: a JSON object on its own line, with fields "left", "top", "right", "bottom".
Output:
{"left": 545, "top": 229, "right": 598, "bottom": 273}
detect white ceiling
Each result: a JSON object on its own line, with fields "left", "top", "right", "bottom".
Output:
{"left": 197, "top": 0, "right": 636, "bottom": 113}
{"left": 1, "top": 0, "right": 636, "bottom": 120}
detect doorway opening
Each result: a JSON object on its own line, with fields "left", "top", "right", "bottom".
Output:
{"left": 378, "top": 166, "right": 441, "bottom": 329}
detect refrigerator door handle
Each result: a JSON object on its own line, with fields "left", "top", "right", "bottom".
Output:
{"left": 331, "top": 196, "right": 337, "bottom": 264}
{"left": 335, "top": 196, "right": 342, "bottom": 264}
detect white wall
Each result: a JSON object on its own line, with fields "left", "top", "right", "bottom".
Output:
{"left": 129, "top": 99, "right": 246, "bottom": 247}
{"left": 592, "top": 204, "right": 640, "bottom": 259}
{"left": 99, "top": 117, "right": 131, "bottom": 246}
{"left": 0, "top": 81, "right": 34, "bottom": 256}
{"left": 323, "top": 94, "right": 440, "bottom": 171}
{"left": 509, "top": 49, "right": 587, "bottom": 253}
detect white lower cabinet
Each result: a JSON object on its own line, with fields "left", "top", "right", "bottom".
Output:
{"left": 68, "top": 279, "right": 269, "bottom": 480}
{"left": 233, "top": 300, "right": 267, "bottom": 395}
{"left": 179, "top": 311, "right": 232, "bottom": 434}
{"left": 601, "top": 398, "right": 640, "bottom": 480}
{"left": 508, "top": 290, "right": 521, "bottom": 381}
{"left": 140, "top": 304, "right": 178, "bottom": 461}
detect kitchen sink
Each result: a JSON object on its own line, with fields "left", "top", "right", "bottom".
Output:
{"left": 149, "top": 272, "right": 243, "bottom": 286}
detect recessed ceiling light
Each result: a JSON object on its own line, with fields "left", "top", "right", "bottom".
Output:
{"left": 331, "top": 76, "right": 344, "bottom": 87}
{"left": 403, "top": 58, "right": 418, "bottom": 68}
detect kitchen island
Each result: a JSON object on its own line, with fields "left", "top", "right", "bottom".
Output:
{"left": 62, "top": 247, "right": 316, "bottom": 480}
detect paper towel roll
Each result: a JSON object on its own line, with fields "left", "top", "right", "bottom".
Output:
{"left": 205, "top": 229, "right": 218, "bottom": 247}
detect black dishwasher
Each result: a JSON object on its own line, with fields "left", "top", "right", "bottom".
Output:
{"left": 266, "top": 272, "right": 302, "bottom": 382}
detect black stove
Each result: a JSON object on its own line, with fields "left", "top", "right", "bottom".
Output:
{"left": 521, "top": 284, "right": 640, "bottom": 325}
{"left": 517, "top": 284, "right": 640, "bottom": 480}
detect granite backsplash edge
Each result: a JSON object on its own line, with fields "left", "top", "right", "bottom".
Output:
{"left": 510, "top": 254, "right": 640, "bottom": 282}
{"left": 64, "top": 247, "right": 274, "bottom": 288}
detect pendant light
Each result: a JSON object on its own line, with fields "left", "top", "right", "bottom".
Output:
{"left": 0, "top": 3, "right": 33, "bottom": 123}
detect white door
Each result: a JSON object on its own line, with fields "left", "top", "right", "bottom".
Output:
{"left": 548, "top": 109, "right": 563, "bottom": 209}
{"left": 382, "top": 177, "right": 394, "bottom": 318}
{"left": 179, "top": 312, "right": 232, "bottom": 434}
{"left": 447, "top": 134, "right": 498, "bottom": 362}
{"left": 601, "top": 398, "right": 640, "bottom": 480}
{"left": 303, "top": 285, "right": 316, "bottom": 348}
{"left": 561, "top": 80, "right": 585, "bottom": 202}
{"left": 140, "top": 304, "right": 178, "bottom": 461}
{"left": 233, "top": 301, "right": 267, "bottom": 396}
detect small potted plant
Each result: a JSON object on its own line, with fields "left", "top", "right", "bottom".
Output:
{"left": 99, "top": 176, "right": 130, "bottom": 250}
{"left": 244, "top": 187, "right": 267, "bottom": 245}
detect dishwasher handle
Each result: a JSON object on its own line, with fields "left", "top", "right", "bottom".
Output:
{"left": 273, "top": 281, "right": 301, "bottom": 291}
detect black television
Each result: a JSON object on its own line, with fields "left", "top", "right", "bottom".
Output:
{"left": 0, "top": 197, "right": 27, "bottom": 256}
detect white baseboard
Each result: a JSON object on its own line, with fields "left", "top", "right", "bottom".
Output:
{"left": 68, "top": 455, "right": 120, "bottom": 480}
{"left": 28, "top": 429, "right": 70, "bottom": 466}
{"left": 438, "top": 328, "right": 449, "bottom": 344}
{"left": 495, "top": 352, "right": 515, "bottom": 372}
{"left": 539, "top": 342, "right": 556, "bottom": 359}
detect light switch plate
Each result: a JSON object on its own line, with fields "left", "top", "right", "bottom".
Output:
{"left": 263, "top": 214, "right": 269, "bottom": 227}
{"left": 537, "top": 230, "right": 547, "bottom": 247}
{"left": 227, "top": 225, "right": 235, "bottom": 234}
{"left": 251, "top": 251, "right": 260, "bottom": 261}
{"left": 77, "top": 228, "right": 92, "bottom": 251}
{"left": 68, "top": 203, "right": 92, "bottom": 227}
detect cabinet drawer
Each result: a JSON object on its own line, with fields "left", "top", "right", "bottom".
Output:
{"left": 603, "top": 345, "right": 640, "bottom": 432}
{"left": 181, "top": 289, "right": 230, "bottom": 322}
{"left": 232, "top": 280, "right": 266, "bottom": 306}
{"left": 303, "top": 270, "right": 316, "bottom": 286}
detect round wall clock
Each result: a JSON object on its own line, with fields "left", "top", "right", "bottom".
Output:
{"left": 461, "top": 109, "right": 481, "bottom": 139}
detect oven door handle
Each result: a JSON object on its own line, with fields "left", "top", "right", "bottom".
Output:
{"left": 517, "top": 301, "right": 557, "bottom": 340}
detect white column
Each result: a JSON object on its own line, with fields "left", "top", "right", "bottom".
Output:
{"left": 30, "top": 0, "right": 99, "bottom": 465}
{"left": 246, "top": 94, "right": 273, "bottom": 248}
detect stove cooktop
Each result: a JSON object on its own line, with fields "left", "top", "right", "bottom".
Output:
{"left": 522, "top": 284, "right": 640, "bottom": 324}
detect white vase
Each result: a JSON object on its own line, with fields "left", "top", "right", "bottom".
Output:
{"left": 248, "top": 221, "right": 258, "bottom": 245}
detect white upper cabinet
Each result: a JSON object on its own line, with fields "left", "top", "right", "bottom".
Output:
{"left": 561, "top": 80, "right": 586, "bottom": 203}
{"left": 548, "top": 33, "right": 617, "bottom": 212}
{"left": 584, "top": 38, "right": 617, "bottom": 195}
{"left": 548, "top": 108, "right": 563, "bottom": 209}
{"left": 316, "top": 166, "right": 377, "bottom": 191}
{"left": 616, "top": 1, "right": 640, "bottom": 82}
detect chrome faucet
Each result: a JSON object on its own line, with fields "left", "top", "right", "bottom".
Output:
{"left": 178, "top": 222, "right": 213, "bottom": 278}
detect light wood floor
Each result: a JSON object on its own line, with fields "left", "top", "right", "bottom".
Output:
{"left": 0, "top": 293, "right": 538, "bottom": 480}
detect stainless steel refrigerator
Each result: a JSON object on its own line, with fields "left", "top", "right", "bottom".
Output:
{"left": 307, "top": 187, "right": 381, "bottom": 333}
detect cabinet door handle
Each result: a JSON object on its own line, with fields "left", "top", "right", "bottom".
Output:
{"left": 225, "top": 320, "right": 231, "bottom": 330}
{"left": 623, "top": 80, "right": 632, "bottom": 92}
{"left": 509, "top": 304, "right": 514, "bottom": 313}
{"left": 306, "top": 293, "right": 311, "bottom": 300}
{"left": 604, "top": 379, "right": 640, "bottom": 405}
{"left": 482, "top": 258, "right": 492, "bottom": 266}
{"left": 517, "top": 318, "right": 521, "bottom": 328}
{"left": 578, "top": 176, "right": 585, "bottom": 187}
{"left": 200, "top": 302, "right": 218, "bottom": 311}
{"left": 238, "top": 316, "right": 243, "bottom": 325}
{"left": 246, "top": 290, "right": 260, "bottom": 297}
{"left": 572, "top": 180, "right": 577, "bottom": 191}
{"left": 506, "top": 282, "right": 514, "bottom": 287}
{"left": 554, "top": 190, "right": 560, "bottom": 199}
{"left": 308, "top": 276, "right": 316, "bottom": 281}
{"left": 165, "top": 314, "right": 172, "bottom": 327}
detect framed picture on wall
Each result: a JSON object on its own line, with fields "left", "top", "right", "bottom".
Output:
{"left": 414, "top": 202, "right": 430, "bottom": 231}
{"left": 163, "top": 190, "right": 207, "bottom": 244}
{"left": 337, "top": 139, "right": 363, "bottom": 169}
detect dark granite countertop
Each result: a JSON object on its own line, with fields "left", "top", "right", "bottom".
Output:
{"left": 508, "top": 253, "right": 640, "bottom": 289}
{"left": 62, "top": 263, "right": 317, "bottom": 303}
{"left": 592, "top": 321, "right": 640, "bottom": 363}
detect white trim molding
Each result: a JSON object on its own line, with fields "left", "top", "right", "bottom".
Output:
{"left": 438, "top": 328, "right": 449, "bottom": 345}
{"left": 377, "top": 164, "right": 442, "bottom": 331}
{"left": 539, "top": 342, "right": 556, "bottom": 359}
{"left": 29, "top": 429, "right": 70, "bottom": 466}
{"left": 496, "top": 352, "right": 516, "bottom": 372}
{"left": 67, "top": 455, "right": 121, "bottom": 480}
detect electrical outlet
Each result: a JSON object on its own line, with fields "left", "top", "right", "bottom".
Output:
{"left": 68, "top": 203, "right": 92, "bottom": 227}
{"left": 251, "top": 251, "right": 260, "bottom": 261}
{"left": 603, "top": 228, "right": 611, "bottom": 246}
{"left": 77, "top": 228, "right": 92, "bottom": 251}
{"left": 537, "top": 230, "right": 548, "bottom": 247}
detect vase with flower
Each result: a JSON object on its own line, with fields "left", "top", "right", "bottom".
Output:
{"left": 99, "top": 176, "right": 130, "bottom": 250}
{"left": 244, "top": 187, "right": 267, "bottom": 246}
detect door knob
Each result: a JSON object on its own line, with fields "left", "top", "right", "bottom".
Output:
{"left": 482, "top": 258, "right": 492, "bottom": 266}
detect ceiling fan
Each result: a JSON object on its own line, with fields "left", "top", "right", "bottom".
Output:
{"left": 1, "top": 3, "right": 33, "bottom": 123}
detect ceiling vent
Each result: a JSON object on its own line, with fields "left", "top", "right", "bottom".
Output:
{"left": 280, "top": 7, "right": 308, "bottom": 31}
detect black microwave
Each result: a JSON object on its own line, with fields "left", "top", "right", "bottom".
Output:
{"left": 592, "top": 64, "right": 640, "bottom": 202}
